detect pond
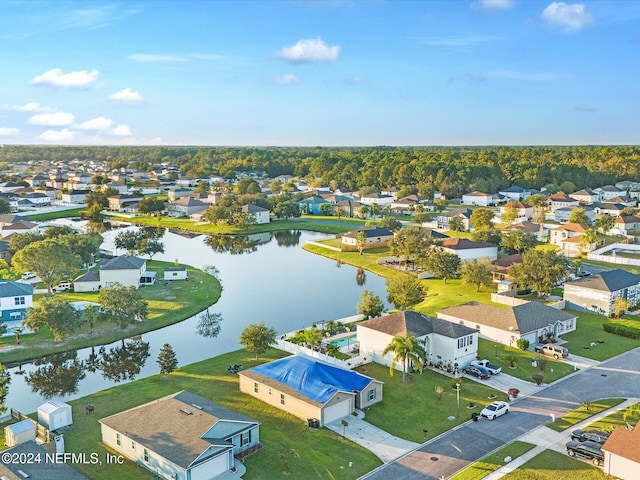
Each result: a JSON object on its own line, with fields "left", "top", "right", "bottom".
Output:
{"left": 3, "top": 229, "right": 389, "bottom": 414}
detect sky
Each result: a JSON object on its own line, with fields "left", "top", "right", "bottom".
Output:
{"left": 0, "top": 0, "right": 639, "bottom": 147}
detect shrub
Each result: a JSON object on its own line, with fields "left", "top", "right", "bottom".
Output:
{"left": 603, "top": 323, "right": 640, "bottom": 339}
{"left": 517, "top": 288, "right": 532, "bottom": 295}
{"left": 508, "top": 388, "right": 520, "bottom": 398}
{"left": 536, "top": 355, "right": 547, "bottom": 372}
{"left": 516, "top": 338, "right": 530, "bottom": 351}
{"left": 532, "top": 374, "right": 544, "bottom": 386}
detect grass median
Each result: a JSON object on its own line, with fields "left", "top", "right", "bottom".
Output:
{"left": 450, "top": 441, "right": 536, "bottom": 480}
{"left": 547, "top": 398, "right": 626, "bottom": 432}
{"left": 502, "top": 449, "right": 610, "bottom": 480}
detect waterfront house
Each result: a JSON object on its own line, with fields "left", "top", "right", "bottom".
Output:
{"left": 241, "top": 204, "right": 270, "bottom": 224}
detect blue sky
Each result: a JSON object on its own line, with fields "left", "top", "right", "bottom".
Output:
{"left": 1, "top": 0, "right": 639, "bottom": 146}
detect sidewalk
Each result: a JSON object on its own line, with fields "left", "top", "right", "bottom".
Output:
{"left": 481, "top": 398, "right": 639, "bottom": 480}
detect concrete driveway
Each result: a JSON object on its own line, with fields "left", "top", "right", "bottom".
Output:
{"left": 326, "top": 410, "right": 420, "bottom": 463}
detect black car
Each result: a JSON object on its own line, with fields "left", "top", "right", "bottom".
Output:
{"left": 570, "top": 429, "right": 610, "bottom": 444}
{"left": 566, "top": 440, "right": 604, "bottom": 466}
{"left": 462, "top": 366, "right": 489, "bottom": 380}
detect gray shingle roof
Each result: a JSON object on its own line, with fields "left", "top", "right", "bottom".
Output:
{"left": 342, "top": 226, "right": 394, "bottom": 239}
{"left": 359, "top": 310, "right": 476, "bottom": 339}
{"left": 0, "top": 441, "right": 88, "bottom": 480}
{"left": 74, "top": 270, "right": 101, "bottom": 283}
{"left": 565, "top": 269, "right": 640, "bottom": 292}
{"left": 100, "top": 254, "right": 145, "bottom": 270}
{"left": 0, "top": 281, "right": 33, "bottom": 297}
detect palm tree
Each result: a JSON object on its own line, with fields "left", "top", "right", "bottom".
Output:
{"left": 382, "top": 334, "right": 426, "bottom": 383}
{"left": 356, "top": 231, "right": 367, "bottom": 255}
{"left": 580, "top": 228, "right": 599, "bottom": 253}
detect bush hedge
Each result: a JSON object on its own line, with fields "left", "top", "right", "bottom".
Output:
{"left": 603, "top": 323, "right": 640, "bottom": 339}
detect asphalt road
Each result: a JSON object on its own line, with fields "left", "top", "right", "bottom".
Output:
{"left": 361, "top": 347, "right": 640, "bottom": 480}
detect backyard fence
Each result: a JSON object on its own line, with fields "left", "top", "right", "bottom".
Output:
{"left": 588, "top": 242, "right": 640, "bottom": 267}
{"left": 10, "top": 409, "right": 51, "bottom": 443}
{"left": 273, "top": 339, "right": 368, "bottom": 370}
{"left": 491, "top": 293, "right": 529, "bottom": 306}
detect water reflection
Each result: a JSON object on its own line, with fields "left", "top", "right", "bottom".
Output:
{"left": 204, "top": 234, "right": 262, "bottom": 255}
{"left": 196, "top": 310, "right": 223, "bottom": 338}
{"left": 98, "top": 339, "right": 150, "bottom": 383}
{"left": 25, "top": 352, "right": 86, "bottom": 398}
{"left": 273, "top": 230, "right": 302, "bottom": 247}
{"left": 140, "top": 226, "right": 166, "bottom": 240}
{"left": 356, "top": 267, "right": 367, "bottom": 286}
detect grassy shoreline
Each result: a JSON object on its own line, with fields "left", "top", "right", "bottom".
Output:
{"left": 0, "top": 260, "right": 222, "bottom": 364}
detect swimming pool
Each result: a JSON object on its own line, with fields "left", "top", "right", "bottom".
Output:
{"left": 329, "top": 333, "right": 357, "bottom": 348}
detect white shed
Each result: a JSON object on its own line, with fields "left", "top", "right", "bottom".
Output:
{"left": 5, "top": 419, "right": 36, "bottom": 447}
{"left": 38, "top": 401, "right": 73, "bottom": 430}
{"left": 164, "top": 267, "right": 188, "bottom": 281}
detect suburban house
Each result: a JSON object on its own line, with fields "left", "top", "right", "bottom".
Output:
{"left": 498, "top": 186, "right": 532, "bottom": 201}
{"left": 616, "top": 180, "right": 640, "bottom": 191}
{"left": 441, "top": 238, "right": 498, "bottom": 261}
{"left": 341, "top": 226, "right": 394, "bottom": 250}
{"left": 108, "top": 194, "right": 142, "bottom": 212}
{"left": 613, "top": 215, "right": 640, "bottom": 235}
{"left": 594, "top": 185, "right": 627, "bottom": 201}
{"left": 492, "top": 254, "right": 523, "bottom": 282}
{"left": 549, "top": 223, "right": 586, "bottom": 247}
{"left": 602, "top": 421, "right": 640, "bottom": 480}
{"left": 563, "top": 269, "right": 640, "bottom": 315}
{"left": 74, "top": 254, "right": 155, "bottom": 292}
{"left": 547, "top": 193, "right": 579, "bottom": 212}
{"left": 501, "top": 221, "right": 546, "bottom": 241}
{"left": 297, "top": 195, "right": 330, "bottom": 214}
{"left": 360, "top": 193, "right": 394, "bottom": 206}
{"left": 0, "top": 281, "right": 34, "bottom": 335}
{"left": 571, "top": 189, "right": 599, "bottom": 205}
{"left": 168, "top": 196, "right": 207, "bottom": 217}
{"left": 100, "top": 391, "right": 260, "bottom": 480}
{"left": 500, "top": 200, "right": 534, "bottom": 221}
{"left": 167, "top": 187, "right": 193, "bottom": 201}
{"left": 592, "top": 202, "right": 627, "bottom": 217}
{"left": 164, "top": 267, "right": 188, "bottom": 281}
{"left": 0, "top": 219, "right": 39, "bottom": 237}
{"left": 239, "top": 355, "right": 383, "bottom": 427}
{"left": 462, "top": 191, "right": 500, "bottom": 207}
{"left": 242, "top": 204, "right": 270, "bottom": 224}
{"left": 437, "top": 301, "right": 578, "bottom": 347}
{"left": 61, "top": 189, "right": 91, "bottom": 204}
{"left": 357, "top": 310, "right": 478, "bottom": 371}
{"left": 436, "top": 208, "right": 473, "bottom": 231}
{"left": 554, "top": 206, "right": 595, "bottom": 224}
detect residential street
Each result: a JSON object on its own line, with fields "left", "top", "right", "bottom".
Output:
{"left": 360, "top": 347, "right": 640, "bottom": 480}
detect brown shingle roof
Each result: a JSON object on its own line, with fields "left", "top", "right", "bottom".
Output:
{"left": 442, "top": 238, "right": 496, "bottom": 250}
{"left": 602, "top": 421, "right": 640, "bottom": 463}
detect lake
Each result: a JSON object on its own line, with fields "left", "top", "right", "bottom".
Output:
{"left": 3, "top": 229, "right": 389, "bottom": 414}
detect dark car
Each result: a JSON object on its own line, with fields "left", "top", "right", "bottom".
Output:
{"left": 566, "top": 440, "right": 604, "bottom": 466}
{"left": 462, "top": 366, "right": 489, "bottom": 380}
{"left": 570, "top": 429, "right": 610, "bottom": 444}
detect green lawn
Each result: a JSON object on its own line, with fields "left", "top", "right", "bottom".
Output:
{"left": 501, "top": 449, "right": 611, "bottom": 480}
{"left": 561, "top": 310, "right": 640, "bottom": 361}
{"left": 477, "top": 339, "right": 576, "bottom": 384}
{"left": 450, "top": 441, "right": 536, "bottom": 480}
{"left": 0, "top": 261, "right": 222, "bottom": 363}
{"left": 21, "top": 207, "right": 85, "bottom": 221}
{"left": 547, "top": 398, "right": 626, "bottom": 432}
{"left": 3, "top": 349, "right": 380, "bottom": 480}
{"left": 354, "top": 362, "right": 508, "bottom": 443}
{"left": 580, "top": 259, "right": 640, "bottom": 274}
{"left": 587, "top": 402, "right": 640, "bottom": 433}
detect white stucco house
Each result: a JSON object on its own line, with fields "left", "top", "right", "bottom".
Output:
{"left": 99, "top": 391, "right": 260, "bottom": 480}
{"left": 357, "top": 310, "right": 478, "bottom": 371}
{"left": 437, "top": 301, "right": 577, "bottom": 347}
{"left": 73, "top": 255, "right": 155, "bottom": 292}
{"left": 242, "top": 204, "right": 270, "bottom": 224}
{"left": 462, "top": 191, "right": 500, "bottom": 207}
{"left": 341, "top": 226, "right": 394, "bottom": 249}
{"left": 563, "top": 269, "right": 640, "bottom": 315}
{"left": 602, "top": 421, "right": 640, "bottom": 480}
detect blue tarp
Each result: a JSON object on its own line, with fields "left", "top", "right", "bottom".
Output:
{"left": 249, "top": 355, "right": 373, "bottom": 404}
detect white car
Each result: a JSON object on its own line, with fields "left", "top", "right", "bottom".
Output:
{"left": 480, "top": 401, "right": 510, "bottom": 420}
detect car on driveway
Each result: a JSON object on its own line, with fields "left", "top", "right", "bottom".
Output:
{"left": 472, "top": 359, "right": 501, "bottom": 375}
{"left": 566, "top": 440, "right": 604, "bottom": 466}
{"left": 480, "top": 401, "right": 510, "bottom": 420}
{"left": 534, "top": 343, "right": 569, "bottom": 359}
{"left": 570, "top": 429, "right": 609, "bottom": 444}
{"left": 462, "top": 366, "right": 489, "bottom": 380}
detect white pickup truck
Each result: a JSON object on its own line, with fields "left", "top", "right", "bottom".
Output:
{"left": 471, "top": 359, "right": 502, "bottom": 375}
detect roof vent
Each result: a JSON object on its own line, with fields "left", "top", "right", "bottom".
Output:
{"left": 17, "top": 470, "right": 31, "bottom": 479}
{"left": 180, "top": 408, "right": 193, "bottom": 415}
{"left": 191, "top": 404, "right": 203, "bottom": 410}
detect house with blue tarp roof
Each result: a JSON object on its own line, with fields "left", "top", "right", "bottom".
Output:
{"left": 239, "top": 355, "right": 383, "bottom": 426}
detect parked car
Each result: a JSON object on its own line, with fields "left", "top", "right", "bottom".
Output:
{"left": 534, "top": 343, "right": 569, "bottom": 359}
{"left": 480, "top": 401, "right": 510, "bottom": 420}
{"left": 565, "top": 440, "right": 604, "bottom": 466}
{"left": 472, "top": 359, "right": 502, "bottom": 375}
{"left": 570, "top": 429, "right": 610, "bottom": 444}
{"left": 462, "top": 366, "right": 489, "bottom": 380}
{"left": 21, "top": 271, "right": 36, "bottom": 280}
{"left": 52, "top": 281, "right": 72, "bottom": 292}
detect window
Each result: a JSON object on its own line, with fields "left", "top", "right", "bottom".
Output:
{"left": 116, "top": 433, "right": 121, "bottom": 446}
{"left": 567, "top": 320, "right": 573, "bottom": 329}
{"left": 131, "top": 441, "right": 136, "bottom": 450}
{"left": 241, "top": 431, "right": 251, "bottom": 446}
{"left": 268, "top": 388, "right": 272, "bottom": 396}
{"left": 367, "top": 389, "right": 376, "bottom": 402}
{"left": 254, "top": 382, "right": 259, "bottom": 393}
{"left": 280, "top": 393, "right": 286, "bottom": 405}
{"left": 143, "top": 449, "right": 149, "bottom": 462}
{"left": 14, "top": 297, "right": 25, "bottom": 306}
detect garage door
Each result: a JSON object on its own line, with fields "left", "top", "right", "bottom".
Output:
{"left": 189, "top": 451, "right": 230, "bottom": 480}
{"left": 323, "top": 400, "right": 351, "bottom": 425}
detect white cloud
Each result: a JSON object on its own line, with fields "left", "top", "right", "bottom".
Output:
{"left": 275, "top": 38, "right": 340, "bottom": 64}
{"left": 110, "top": 124, "right": 132, "bottom": 136}
{"left": 542, "top": 2, "right": 594, "bottom": 32}
{"left": 127, "top": 54, "right": 186, "bottom": 62}
{"left": 28, "top": 112, "right": 75, "bottom": 126}
{"left": 107, "top": 88, "right": 144, "bottom": 104}
{"left": 30, "top": 68, "right": 99, "bottom": 88}
{"left": 0, "top": 127, "right": 20, "bottom": 137}
{"left": 37, "top": 128, "right": 74, "bottom": 142}
{"left": 74, "top": 116, "right": 113, "bottom": 131}
{"left": 1, "top": 102, "right": 55, "bottom": 112}
{"left": 273, "top": 74, "right": 299, "bottom": 85}
{"left": 487, "top": 70, "right": 560, "bottom": 81}
{"left": 471, "top": 0, "right": 514, "bottom": 10}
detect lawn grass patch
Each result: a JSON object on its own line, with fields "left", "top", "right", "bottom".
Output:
{"left": 586, "top": 402, "right": 640, "bottom": 433}
{"left": 547, "top": 398, "right": 625, "bottom": 432}
{"left": 0, "top": 261, "right": 221, "bottom": 363}
{"left": 46, "top": 349, "right": 381, "bottom": 480}
{"left": 21, "top": 207, "right": 85, "bottom": 221}
{"left": 477, "top": 339, "right": 575, "bottom": 384}
{"left": 561, "top": 310, "right": 640, "bottom": 361}
{"left": 501, "top": 449, "right": 610, "bottom": 480}
{"left": 354, "top": 362, "right": 508, "bottom": 443}
{"left": 450, "top": 441, "right": 536, "bottom": 480}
